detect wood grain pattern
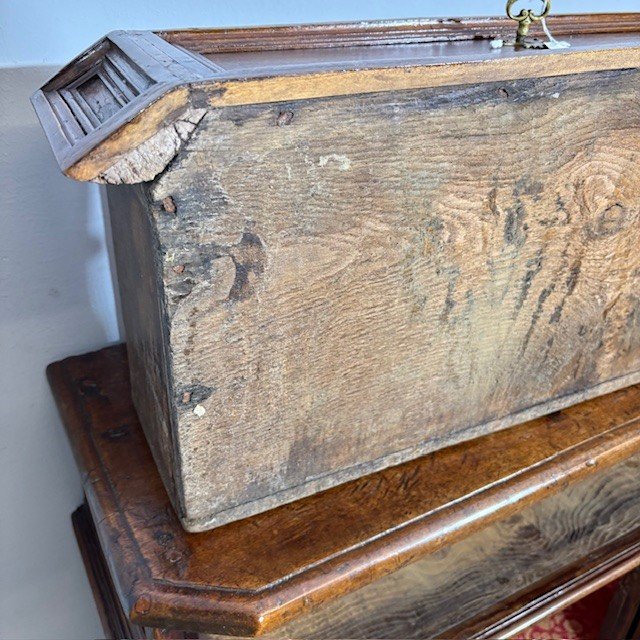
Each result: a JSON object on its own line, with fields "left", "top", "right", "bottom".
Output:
{"left": 457, "top": 535, "right": 640, "bottom": 640}
{"left": 47, "top": 346, "right": 640, "bottom": 635}
{"left": 35, "top": 14, "right": 640, "bottom": 532}
{"left": 248, "top": 458, "right": 640, "bottom": 639}
{"left": 73, "top": 500, "right": 640, "bottom": 640}
{"left": 106, "top": 184, "right": 184, "bottom": 516}
{"left": 32, "top": 17, "right": 640, "bottom": 183}
{"left": 143, "top": 68, "right": 640, "bottom": 530}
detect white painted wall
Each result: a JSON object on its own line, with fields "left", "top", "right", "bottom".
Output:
{"left": 0, "top": 66, "right": 120, "bottom": 640}
{"left": 0, "top": 2, "right": 638, "bottom": 639}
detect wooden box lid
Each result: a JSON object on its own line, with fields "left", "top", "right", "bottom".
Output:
{"left": 31, "top": 14, "right": 640, "bottom": 183}
{"left": 48, "top": 345, "right": 640, "bottom": 636}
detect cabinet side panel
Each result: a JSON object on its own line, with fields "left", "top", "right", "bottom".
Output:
{"left": 153, "top": 68, "right": 640, "bottom": 528}
{"left": 106, "top": 184, "right": 182, "bottom": 516}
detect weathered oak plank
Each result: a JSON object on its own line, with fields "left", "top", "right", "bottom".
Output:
{"left": 144, "top": 69, "right": 640, "bottom": 529}
{"left": 34, "top": 19, "right": 640, "bottom": 532}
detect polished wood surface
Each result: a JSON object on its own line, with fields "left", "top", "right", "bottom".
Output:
{"left": 198, "top": 32, "right": 640, "bottom": 80}
{"left": 48, "top": 345, "right": 640, "bottom": 635}
{"left": 267, "top": 461, "right": 640, "bottom": 639}
{"left": 32, "top": 15, "right": 640, "bottom": 182}
{"left": 74, "top": 494, "right": 640, "bottom": 639}
{"left": 203, "top": 33, "right": 640, "bottom": 74}
{"left": 161, "top": 13, "right": 640, "bottom": 53}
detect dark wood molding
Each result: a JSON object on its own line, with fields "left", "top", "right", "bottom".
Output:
{"left": 48, "top": 345, "right": 640, "bottom": 636}
{"left": 30, "top": 31, "right": 209, "bottom": 181}
{"left": 161, "top": 13, "right": 640, "bottom": 54}
{"left": 72, "top": 505, "right": 145, "bottom": 640}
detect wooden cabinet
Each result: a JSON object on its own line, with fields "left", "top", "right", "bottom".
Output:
{"left": 33, "top": 15, "right": 640, "bottom": 532}
{"left": 49, "top": 344, "right": 640, "bottom": 638}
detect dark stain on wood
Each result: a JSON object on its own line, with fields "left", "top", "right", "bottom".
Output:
{"left": 227, "top": 232, "right": 266, "bottom": 302}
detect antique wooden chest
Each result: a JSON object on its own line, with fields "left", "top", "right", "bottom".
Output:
{"left": 33, "top": 16, "right": 640, "bottom": 531}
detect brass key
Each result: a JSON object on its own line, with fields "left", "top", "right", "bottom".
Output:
{"left": 505, "top": 0, "right": 551, "bottom": 48}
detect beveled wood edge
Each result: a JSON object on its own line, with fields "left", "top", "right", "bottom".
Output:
{"left": 46, "top": 353, "right": 640, "bottom": 637}
{"left": 453, "top": 529, "right": 640, "bottom": 639}
{"left": 32, "top": 14, "right": 640, "bottom": 184}
{"left": 75, "top": 498, "right": 640, "bottom": 640}
{"left": 73, "top": 489, "right": 640, "bottom": 640}
{"left": 30, "top": 30, "right": 203, "bottom": 184}
{"left": 159, "top": 13, "right": 640, "bottom": 53}
{"left": 249, "top": 420, "right": 640, "bottom": 635}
